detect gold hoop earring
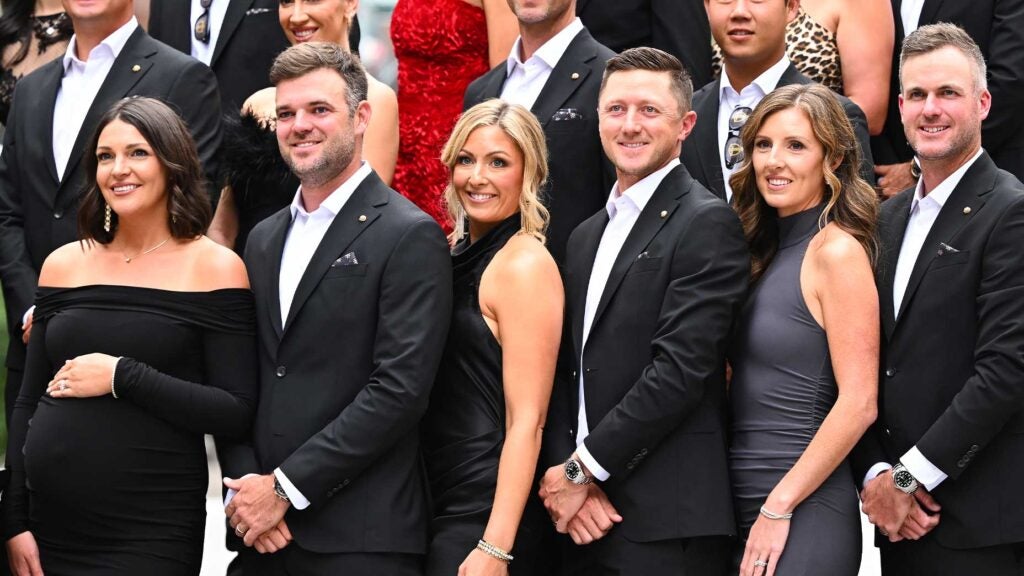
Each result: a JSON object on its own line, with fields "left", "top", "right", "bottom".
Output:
{"left": 104, "top": 204, "right": 112, "bottom": 233}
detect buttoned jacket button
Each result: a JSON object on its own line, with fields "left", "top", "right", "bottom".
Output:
{"left": 53, "top": 211, "right": 63, "bottom": 219}
{"left": 885, "top": 368, "right": 896, "bottom": 377}
{"left": 275, "top": 366, "right": 287, "bottom": 378}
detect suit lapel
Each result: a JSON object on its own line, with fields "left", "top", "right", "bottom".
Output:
{"left": 879, "top": 192, "right": 912, "bottom": 339}
{"left": 590, "top": 166, "right": 689, "bottom": 331}
{"left": 260, "top": 210, "right": 291, "bottom": 339}
{"left": 480, "top": 66, "right": 507, "bottom": 100}
{"left": 570, "top": 213, "right": 608, "bottom": 357}
{"left": 282, "top": 173, "right": 387, "bottom": 335}
{"left": 895, "top": 153, "right": 995, "bottom": 323}
{"left": 778, "top": 62, "right": 808, "bottom": 86}
{"left": 530, "top": 30, "right": 597, "bottom": 128}
{"left": 59, "top": 28, "right": 155, "bottom": 185}
{"left": 692, "top": 82, "right": 725, "bottom": 200}
{"left": 919, "top": 0, "right": 946, "bottom": 28}
{"left": 36, "top": 60, "right": 64, "bottom": 188}
{"left": 212, "top": 0, "right": 254, "bottom": 66}
{"left": 160, "top": 0, "right": 192, "bottom": 53}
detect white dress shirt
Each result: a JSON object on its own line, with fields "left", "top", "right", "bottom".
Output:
{"left": 52, "top": 17, "right": 138, "bottom": 179}
{"left": 901, "top": 0, "right": 926, "bottom": 35}
{"left": 575, "top": 159, "right": 680, "bottom": 481}
{"left": 717, "top": 56, "right": 790, "bottom": 202}
{"left": 864, "top": 148, "right": 984, "bottom": 491}
{"left": 500, "top": 17, "right": 584, "bottom": 110}
{"left": 190, "top": 0, "right": 231, "bottom": 65}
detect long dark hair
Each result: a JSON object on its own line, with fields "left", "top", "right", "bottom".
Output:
{"left": 79, "top": 97, "right": 211, "bottom": 243}
{"left": 730, "top": 84, "right": 878, "bottom": 282}
{"left": 0, "top": 0, "right": 34, "bottom": 66}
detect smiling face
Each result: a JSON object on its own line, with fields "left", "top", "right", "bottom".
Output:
{"left": 705, "top": 0, "right": 796, "bottom": 74}
{"left": 751, "top": 107, "right": 826, "bottom": 217}
{"left": 899, "top": 45, "right": 990, "bottom": 177}
{"left": 598, "top": 69, "right": 695, "bottom": 191}
{"left": 276, "top": 67, "right": 368, "bottom": 195}
{"left": 95, "top": 119, "right": 169, "bottom": 222}
{"left": 279, "top": 0, "right": 355, "bottom": 46}
{"left": 453, "top": 125, "right": 525, "bottom": 242}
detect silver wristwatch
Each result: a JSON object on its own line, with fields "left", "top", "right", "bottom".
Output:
{"left": 891, "top": 463, "right": 920, "bottom": 495}
{"left": 564, "top": 457, "right": 593, "bottom": 485}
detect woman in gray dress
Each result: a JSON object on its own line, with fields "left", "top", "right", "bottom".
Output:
{"left": 728, "top": 83, "right": 880, "bottom": 576}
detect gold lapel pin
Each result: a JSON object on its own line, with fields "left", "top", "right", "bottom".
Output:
{"left": 131, "top": 64, "right": 141, "bottom": 73}
{"left": 660, "top": 210, "right": 668, "bottom": 218}
{"left": 358, "top": 215, "right": 367, "bottom": 222}
{"left": 571, "top": 72, "right": 580, "bottom": 80}
{"left": 963, "top": 207, "right": 971, "bottom": 215}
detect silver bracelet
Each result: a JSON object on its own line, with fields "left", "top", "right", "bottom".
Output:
{"left": 759, "top": 505, "right": 793, "bottom": 520}
{"left": 476, "top": 539, "right": 513, "bottom": 563}
{"left": 110, "top": 356, "right": 123, "bottom": 399}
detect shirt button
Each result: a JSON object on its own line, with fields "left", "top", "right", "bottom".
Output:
{"left": 53, "top": 211, "right": 63, "bottom": 219}
{"left": 275, "top": 366, "right": 287, "bottom": 378}
{"left": 885, "top": 368, "right": 896, "bottom": 377}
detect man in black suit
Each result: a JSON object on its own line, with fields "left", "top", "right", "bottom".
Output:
{"left": 538, "top": 47, "right": 749, "bottom": 575}
{"left": 577, "top": 0, "right": 712, "bottom": 87}
{"left": 872, "top": 0, "right": 1024, "bottom": 197}
{"left": 682, "top": 0, "right": 873, "bottom": 202}
{"left": 147, "top": 0, "right": 290, "bottom": 112}
{"left": 855, "top": 24, "right": 1024, "bottom": 575}
{"left": 463, "top": 0, "right": 615, "bottom": 265}
{"left": 220, "top": 42, "right": 451, "bottom": 574}
{"left": 0, "top": 0, "right": 221, "bottom": 429}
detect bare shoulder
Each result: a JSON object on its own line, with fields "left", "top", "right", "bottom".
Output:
{"left": 491, "top": 234, "right": 560, "bottom": 283}
{"left": 243, "top": 87, "right": 277, "bottom": 119}
{"left": 367, "top": 76, "right": 398, "bottom": 109}
{"left": 810, "top": 223, "right": 871, "bottom": 273}
{"left": 39, "top": 241, "right": 95, "bottom": 287}
{"left": 189, "top": 237, "right": 250, "bottom": 290}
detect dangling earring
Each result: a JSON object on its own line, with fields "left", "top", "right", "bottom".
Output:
{"left": 104, "top": 204, "right": 112, "bottom": 233}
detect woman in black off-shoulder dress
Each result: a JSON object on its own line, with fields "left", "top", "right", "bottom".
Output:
{"left": 3, "top": 97, "right": 257, "bottom": 575}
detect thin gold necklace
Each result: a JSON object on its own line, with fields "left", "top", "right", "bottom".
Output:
{"left": 121, "top": 236, "right": 172, "bottom": 263}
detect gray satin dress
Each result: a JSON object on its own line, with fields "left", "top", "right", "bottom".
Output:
{"left": 728, "top": 205, "right": 861, "bottom": 575}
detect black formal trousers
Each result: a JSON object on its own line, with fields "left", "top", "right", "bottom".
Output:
{"left": 682, "top": 62, "right": 875, "bottom": 200}
{"left": 851, "top": 152, "right": 1024, "bottom": 556}
{"left": 0, "top": 26, "right": 222, "bottom": 424}
{"left": 220, "top": 170, "right": 452, "bottom": 570}
{"left": 564, "top": 534, "right": 732, "bottom": 576}
{"left": 871, "top": 0, "right": 1024, "bottom": 179}
{"left": 549, "top": 165, "right": 748, "bottom": 571}
{"left": 463, "top": 27, "right": 615, "bottom": 266}
{"left": 881, "top": 538, "right": 1024, "bottom": 576}
{"left": 229, "top": 546, "right": 422, "bottom": 576}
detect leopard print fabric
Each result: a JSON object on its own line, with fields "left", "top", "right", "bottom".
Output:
{"left": 711, "top": 7, "right": 843, "bottom": 93}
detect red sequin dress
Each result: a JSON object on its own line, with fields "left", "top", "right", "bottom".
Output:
{"left": 391, "top": 0, "right": 491, "bottom": 231}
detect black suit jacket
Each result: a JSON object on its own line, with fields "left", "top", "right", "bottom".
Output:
{"left": 0, "top": 27, "right": 222, "bottom": 372}
{"left": 682, "top": 62, "right": 875, "bottom": 200}
{"left": 577, "top": 0, "right": 711, "bottom": 88}
{"left": 552, "top": 164, "right": 748, "bottom": 542}
{"left": 463, "top": 28, "right": 615, "bottom": 266}
{"left": 222, "top": 171, "right": 452, "bottom": 555}
{"left": 147, "top": 0, "right": 289, "bottom": 112}
{"left": 872, "top": 0, "right": 1024, "bottom": 179}
{"left": 851, "top": 152, "right": 1024, "bottom": 549}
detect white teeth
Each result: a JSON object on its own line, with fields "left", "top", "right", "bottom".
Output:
{"left": 293, "top": 29, "right": 316, "bottom": 40}
{"left": 768, "top": 179, "right": 790, "bottom": 186}
{"left": 922, "top": 126, "right": 946, "bottom": 133}
{"left": 113, "top": 185, "right": 138, "bottom": 192}
{"left": 469, "top": 193, "right": 493, "bottom": 201}
{"left": 621, "top": 143, "right": 645, "bottom": 148}
{"left": 295, "top": 142, "right": 318, "bottom": 147}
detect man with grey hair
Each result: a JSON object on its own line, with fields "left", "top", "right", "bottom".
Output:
{"left": 854, "top": 23, "right": 1024, "bottom": 576}
{"left": 219, "top": 41, "right": 452, "bottom": 575}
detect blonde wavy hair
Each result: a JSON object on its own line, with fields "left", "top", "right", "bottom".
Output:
{"left": 441, "top": 99, "right": 550, "bottom": 243}
{"left": 730, "top": 83, "right": 879, "bottom": 282}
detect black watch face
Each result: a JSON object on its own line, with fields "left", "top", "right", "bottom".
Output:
{"left": 566, "top": 460, "right": 582, "bottom": 480}
{"left": 894, "top": 470, "right": 915, "bottom": 489}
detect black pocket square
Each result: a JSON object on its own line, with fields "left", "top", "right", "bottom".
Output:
{"left": 332, "top": 252, "right": 359, "bottom": 266}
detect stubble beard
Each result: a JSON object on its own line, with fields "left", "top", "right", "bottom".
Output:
{"left": 282, "top": 134, "right": 355, "bottom": 191}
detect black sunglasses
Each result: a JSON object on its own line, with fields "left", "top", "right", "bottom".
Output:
{"left": 194, "top": 0, "right": 213, "bottom": 44}
{"left": 723, "top": 106, "right": 752, "bottom": 170}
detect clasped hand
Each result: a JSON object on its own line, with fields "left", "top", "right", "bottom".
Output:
{"left": 223, "top": 474, "right": 292, "bottom": 553}
{"left": 538, "top": 465, "right": 622, "bottom": 545}
{"left": 861, "top": 472, "right": 941, "bottom": 542}
{"left": 46, "top": 354, "right": 119, "bottom": 398}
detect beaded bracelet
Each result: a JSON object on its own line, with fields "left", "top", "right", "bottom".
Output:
{"left": 110, "top": 356, "right": 123, "bottom": 399}
{"left": 759, "top": 505, "right": 793, "bottom": 520}
{"left": 476, "top": 539, "right": 513, "bottom": 563}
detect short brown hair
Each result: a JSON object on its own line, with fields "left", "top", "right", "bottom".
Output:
{"left": 269, "top": 41, "right": 368, "bottom": 116}
{"left": 601, "top": 47, "right": 693, "bottom": 113}
{"left": 900, "top": 23, "right": 987, "bottom": 93}
{"left": 79, "top": 97, "right": 211, "bottom": 243}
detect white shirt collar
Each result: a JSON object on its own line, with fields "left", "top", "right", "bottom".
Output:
{"left": 719, "top": 55, "right": 791, "bottom": 100}
{"left": 289, "top": 162, "right": 373, "bottom": 219}
{"left": 62, "top": 16, "right": 139, "bottom": 71}
{"left": 505, "top": 17, "right": 585, "bottom": 77}
{"left": 606, "top": 158, "right": 680, "bottom": 218}
{"left": 910, "top": 148, "right": 984, "bottom": 212}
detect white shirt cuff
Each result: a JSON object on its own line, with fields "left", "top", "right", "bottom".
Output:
{"left": 576, "top": 442, "right": 611, "bottom": 482}
{"left": 274, "top": 468, "right": 310, "bottom": 510}
{"left": 22, "top": 305, "right": 34, "bottom": 327}
{"left": 222, "top": 472, "right": 259, "bottom": 507}
{"left": 901, "top": 447, "right": 947, "bottom": 491}
{"left": 863, "top": 462, "right": 892, "bottom": 490}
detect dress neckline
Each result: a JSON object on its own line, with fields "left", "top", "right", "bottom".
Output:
{"left": 777, "top": 203, "right": 825, "bottom": 249}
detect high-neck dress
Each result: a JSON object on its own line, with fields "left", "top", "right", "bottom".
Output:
{"left": 728, "top": 205, "right": 861, "bottom": 575}
{"left": 421, "top": 214, "right": 554, "bottom": 576}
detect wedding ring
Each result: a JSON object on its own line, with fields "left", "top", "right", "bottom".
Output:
{"left": 235, "top": 525, "right": 247, "bottom": 536}
{"left": 59, "top": 380, "right": 68, "bottom": 391}
{"left": 754, "top": 559, "right": 769, "bottom": 568}
{"left": 879, "top": 528, "right": 889, "bottom": 536}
